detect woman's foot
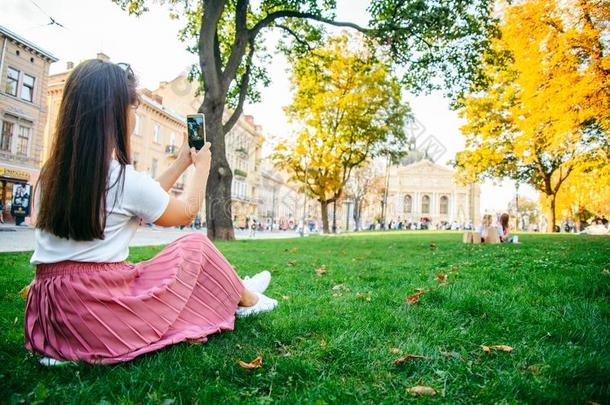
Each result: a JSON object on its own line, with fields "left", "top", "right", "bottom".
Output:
{"left": 40, "top": 357, "right": 75, "bottom": 367}
{"left": 242, "top": 270, "right": 271, "bottom": 294}
{"left": 236, "top": 292, "right": 278, "bottom": 318}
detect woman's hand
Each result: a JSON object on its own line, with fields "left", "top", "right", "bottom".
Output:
{"left": 175, "top": 137, "right": 193, "bottom": 171}
{"left": 190, "top": 142, "right": 211, "bottom": 174}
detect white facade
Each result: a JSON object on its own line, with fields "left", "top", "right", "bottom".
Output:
{"left": 381, "top": 160, "right": 480, "bottom": 226}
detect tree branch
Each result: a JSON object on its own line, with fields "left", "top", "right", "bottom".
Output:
{"left": 274, "top": 24, "right": 313, "bottom": 51}
{"left": 222, "top": 38, "right": 255, "bottom": 134}
{"left": 221, "top": 0, "right": 249, "bottom": 91}
{"left": 199, "top": 0, "right": 227, "bottom": 99}
{"left": 249, "top": 10, "right": 371, "bottom": 39}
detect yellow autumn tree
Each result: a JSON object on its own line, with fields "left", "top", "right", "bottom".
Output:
{"left": 454, "top": 0, "right": 610, "bottom": 232}
{"left": 272, "top": 33, "right": 409, "bottom": 233}
{"left": 553, "top": 163, "right": 610, "bottom": 228}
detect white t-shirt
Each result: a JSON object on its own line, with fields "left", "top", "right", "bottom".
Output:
{"left": 30, "top": 160, "right": 170, "bottom": 264}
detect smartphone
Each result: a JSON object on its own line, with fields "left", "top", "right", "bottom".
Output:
{"left": 187, "top": 113, "right": 206, "bottom": 150}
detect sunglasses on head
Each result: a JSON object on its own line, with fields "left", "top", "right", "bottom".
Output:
{"left": 117, "top": 63, "right": 140, "bottom": 108}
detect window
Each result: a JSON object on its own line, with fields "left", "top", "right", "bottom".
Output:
{"left": 21, "top": 74, "right": 34, "bottom": 102}
{"left": 153, "top": 123, "right": 160, "bottom": 143}
{"left": 422, "top": 195, "right": 430, "bottom": 214}
{"left": 6, "top": 68, "right": 19, "bottom": 96}
{"left": 16, "top": 126, "right": 31, "bottom": 156}
{"left": 151, "top": 158, "right": 158, "bottom": 178}
{"left": 134, "top": 114, "right": 141, "bottom": 135}
{"left": 1, "top": 121, "right": 14, "bottom": 152}
{"left": 440, "top": 196, "right": 449, "bottom": 215}
{"left": 403, "top": 195, "right": 412, "bottom": 213}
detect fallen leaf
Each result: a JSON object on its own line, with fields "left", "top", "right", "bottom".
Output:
{"left": 287, "top": 260, "right": 296, "bottom": 267}
{"left": 281, "top": 295, "right": 290, "bottom": 300}
{"left": 332, "top": 293, "right": 341, "bottom": 298}
{"left": 394, "top": 355, "right": 430, "bottom": 365}
{"left": 340, "top": 251, "right": 347, "bottom": 256}
{"left": 406, "top": 292, "right": 426, "bottom": 305}
{"left": 19, "top": 285, "right": 30, "bottom": 299}
{"left": 320, "top": 339, "right": 327, "bottom": 349}
{"left": 413, "top": 288, "right": 429, "bottom": 293}
{"left": 271, "top": 268, "right": 279, "bottom": 273}
{"left": 237, "top": 355, "right": 263, "bottom": 369}
{"left": 390, "top": 347, "right": 400, "bottom": 354}
{"left": 602, "top": 269, "right": 609, "bottom": 275}
{"left": 490, "top": 345, "right": 513, "bottom": 352}
{"left": 356, "top": 293, "right": 371, "bottom": 302}
{"left": 315, "top": 266, "right": 327, "bottom": 276}
{"left": 408, "top": 386, "right": 436, "bottom": 396}
{"left": 289, "top": 247, "right": 298, "bottom": 254}
{"left": 481, "top": 345, "right": 513, "bottom": 353}
{"left": 436, "top": 273, "right": 448, "bottom": 283}
{"left": 332, "top": 284, "right": 349, "bottom": 291}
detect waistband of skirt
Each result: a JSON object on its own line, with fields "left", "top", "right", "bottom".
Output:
{"left": 35, "top": 260, "right": 129, "bottom": 278}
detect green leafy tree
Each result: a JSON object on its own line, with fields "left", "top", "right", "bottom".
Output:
{"left": 114, "top": 0, "right": 499, "bottom": 240}
{"left": 272, "top": 33, "right": 408, "bottom": 233}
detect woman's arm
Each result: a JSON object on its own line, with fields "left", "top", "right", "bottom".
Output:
{"left": 154, "top": 143, "right": 211, "bottom": 227}
{"left": 156, "top": 142, "right": 191, "bottom": 192}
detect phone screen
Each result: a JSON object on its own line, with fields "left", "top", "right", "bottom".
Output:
{"left": 187, "top": 114, "right": 206, "bottom": 150}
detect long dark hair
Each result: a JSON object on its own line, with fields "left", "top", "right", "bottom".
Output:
{"left": 36, "top": 59, "right": 139, "bottom": 241}
{"left": 500, "top": 213, "right": 510, "bottom": 232}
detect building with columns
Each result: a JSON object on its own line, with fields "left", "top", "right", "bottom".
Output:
{"left": 369, "top": 159, "right": 481, "bottom": 227}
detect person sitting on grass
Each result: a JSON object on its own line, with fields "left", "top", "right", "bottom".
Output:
{"left": 25, "top": 59, "right": 277, "bottom": 366}
{"left": 498, "top": 213, "right": 519, "bottom": 243}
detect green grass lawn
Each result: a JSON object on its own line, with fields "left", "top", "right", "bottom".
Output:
{"left": 1, "top": 232, "right": 609, "bottom": 404}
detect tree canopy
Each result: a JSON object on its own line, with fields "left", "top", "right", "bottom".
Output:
{"left": 454, "top": 0, "right": 610, "bottom": 231}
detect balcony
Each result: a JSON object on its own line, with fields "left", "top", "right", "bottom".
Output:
{"left": 165, "top": 145, "right": 178, "bottom": 158}
{"left": 234, "top": 168, "right": 247, "bottom": 178}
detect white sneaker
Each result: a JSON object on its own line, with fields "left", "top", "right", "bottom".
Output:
{"left": 40, "top": 357, "right": 75, "bottom": 367}
{"left": 236, "top": 292, "right": 278, "bottom": 318}
{"left": 242, "top": 270, "right": 271, "bottom": 294}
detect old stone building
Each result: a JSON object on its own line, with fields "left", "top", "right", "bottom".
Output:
{"left": 368, "top": 159, "right": 481, "bottom": 227}
{"left": 0, "top": 25, "right": 57, "bottom": 223}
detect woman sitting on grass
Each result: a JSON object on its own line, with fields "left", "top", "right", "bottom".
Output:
{"left": 26, "top": 59, "right": 277, "bottom": 366}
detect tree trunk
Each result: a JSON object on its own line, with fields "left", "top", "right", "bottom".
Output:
{"left": 332, "top": 200, "right": 337, "bottom": 233}
{"left": 353, "top": 198, "right": 361, "bottom": 231}
{"left": 202, "top": 98, "right": 234, "bottom": 240}
{"left": 320, "top": 200, "right": 330, "bottom": 234}
{"left": 546, "top": 193, "right": 557, "bottom": 233}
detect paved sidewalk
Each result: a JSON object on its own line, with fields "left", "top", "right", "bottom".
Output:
{"left": 0, "top": 225, "right": 304, "bottom": 253}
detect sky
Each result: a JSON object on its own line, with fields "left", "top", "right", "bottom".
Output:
{"left": 1, "top": 0, "right": 538, "bottom": 213}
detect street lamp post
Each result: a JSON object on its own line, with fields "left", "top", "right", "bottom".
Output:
{"left": 300, "top": 164, "right": 308, "bottom": 237}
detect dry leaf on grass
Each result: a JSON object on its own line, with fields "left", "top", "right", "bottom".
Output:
{"left": 320, "top": 339, "right": 327, "bottom": 349}
{"left": 237, "top": 355, "right": 263, "bottom": 369}
{"left": 602, "top": 269, "right": 609, "bottom": 275}
{"left": 281, "top": 295, "right": 290, "bottom": 300}
{"left": 394, "top": 355, "right": 431, "bottom": 365}
{"left": 19, "top": 284, "right": 30, "bottom": 299}
{"left": 356, "top": 293, "right": 371, "bottom": 302}
{"left": 413, "top": 288, "right": 429, "bottom": 293}
{"left": 481, "top": 345, "right": 513, "bottom": 353}
{"left": 315, "top": 266, "right": 327, "bottom": 276}
{"left": 390, "top": 347, "right": 400, "bottom": 354}
{"left": 332, "top": 284, "right": 349, "bottom": 292}
{"left": 288, "top": 247, "right": 298, "bottom": 254}
{"left": 287, "top": 260, "right": 297, "bottom": 267}
{"left": 436, "top": 273, "right": 448, "bottom": 283}
{"left": 406, "top": 292, "right": 426, "bottom": 305}
{"left": 408, "top": 385, "right": 436, "bottom": 396}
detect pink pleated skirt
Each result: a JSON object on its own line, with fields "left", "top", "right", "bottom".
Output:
{"left": 24, "top": 233, "right": 244, "bottom": 364}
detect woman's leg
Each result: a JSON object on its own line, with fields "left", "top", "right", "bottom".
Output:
{"left": 239, "top": 288, "right": 259, "bottom": 307}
